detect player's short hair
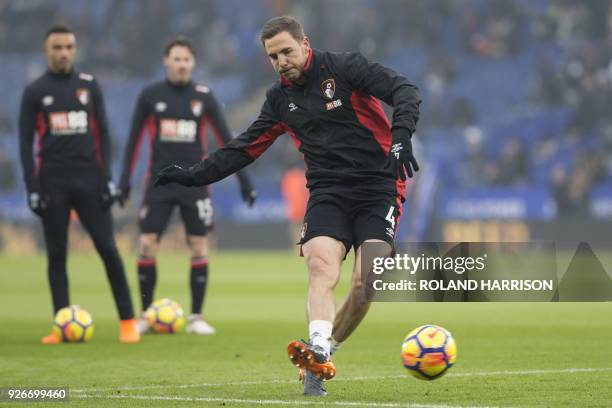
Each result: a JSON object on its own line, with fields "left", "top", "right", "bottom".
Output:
{"left": 260, "top": 16, "right": 304, "bottom": 46}
{"left": 164, "top": 36, "right": 196, "bottom": 57}
{"left": 45, "top": 25, "right": 74, "bottom": 39}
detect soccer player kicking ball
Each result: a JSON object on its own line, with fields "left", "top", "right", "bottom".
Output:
{"left": 155, "top": 16, "right": 420, "bottom": 395}
{"left": 118, "top": 37, "right": 256, "bottom": 335}
{"left": 18, "top": 26, "right": 139, "bottom": 344}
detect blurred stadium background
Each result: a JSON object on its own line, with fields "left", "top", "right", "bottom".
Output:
{"left": 1, "top": 0, "right": 612, "bottom": 253}
{"left": 2, "top": 3, "right": 612, "bottom": 405}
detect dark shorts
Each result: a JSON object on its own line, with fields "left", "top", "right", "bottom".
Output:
{"left": 139, "top": 185, "right": 213, "bottom": 236}
{"left": 298, "top": 188, "right": 403, "bottom": 255}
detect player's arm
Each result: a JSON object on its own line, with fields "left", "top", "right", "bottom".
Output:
{"left": 91, "top": 79, "right": 118, "bottom": 207}
{"left": 345, "top": 52, "right": 421, "bottom": 133}
{"left": 18, "top": 85, "right": 47, "bottom": 215}
{"left": 117, "top": 90, "right": 150, "bottom": 206}
{"left": 345, "top": 52, "right": 421, "bottom": 179}
{"left": 204, "top": 90, "right": 257, "bottom": 206}
{"left": 155, "top": 97, "right": 286, "bottom": 188}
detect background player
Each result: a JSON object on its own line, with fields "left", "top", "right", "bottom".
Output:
{"left": 155, "top": 16, "right": 420, "bottom": 395}
{"left": 18, "top": 26, "right": 139, "bottom": 344}
{"left": 118, "top": 37, "right": 256, "bottom": 335}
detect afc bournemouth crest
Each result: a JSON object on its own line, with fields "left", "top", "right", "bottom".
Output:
{"left": 322, "top": 79, "right": 335, "bottom": 99}
{"left": 191, "top": 100, "right": 203, "bottom": 116}
{"left": 75, "top": 88, "right": 89, "bottom": 105}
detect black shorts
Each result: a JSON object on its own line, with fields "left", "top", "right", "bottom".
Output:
{"left": 298, "top": 188, "right": 402, "bottom": 254}
{"left": 139, "top": 185, "right": 213, "bottom": 236}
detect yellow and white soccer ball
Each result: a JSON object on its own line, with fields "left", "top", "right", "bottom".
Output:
{"left": 144, "top": 298, "right": 186, "bottom": 334}
{"left": 401, "top": 324, "right": 457, "bottom": 380}
{"left": 53, "top": 305, "right": 94, "bottom": 342}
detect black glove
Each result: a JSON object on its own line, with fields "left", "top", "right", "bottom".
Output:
{"left": 154, "top": 164, "right": 195, "bottom": 187}
{"left": 28, "top": 191, "right": 48, "bottom": 217}
{"left": 117, "top": 183, "right": 130, "bottom": 208}
{"left": 102, "top": 180, "right": 120, "bottom": 209}
{"left": 241, "top": 185, "right": 257, "bottom": 207}
{"left": 387, "top": 128, "right": 419, "bottom": 181}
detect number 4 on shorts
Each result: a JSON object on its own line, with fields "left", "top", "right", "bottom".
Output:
{"left": 385, "top": 205, "right": 396, "bottom": 229}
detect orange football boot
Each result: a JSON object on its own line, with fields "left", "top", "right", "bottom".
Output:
{"left": 119, "top": 319, "right": 140, "bottom": 343}
{"left": 287, "top": 340, "right": 336, "bottom": 380}
{"left": 41, "top": 330, "right": 61, "bottom": 345}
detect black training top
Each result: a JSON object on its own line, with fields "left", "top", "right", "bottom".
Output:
{"left": 19, "top": 69, "right": 111, "bottom": 191}
{"left": 188, "top": 49, "right": 421, "bottom": 199}
{"left": 120, "top": 79, "right": 250, "bottom": 190}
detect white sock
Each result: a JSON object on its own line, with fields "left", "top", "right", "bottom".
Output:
{"left": 330, "top": 337, "right": 343, "bottom": 355}
{"left": 309, "top": 320, "right": 332, "bottom": 356}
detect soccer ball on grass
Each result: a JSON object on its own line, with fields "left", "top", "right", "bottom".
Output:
{"left": 53, "top": 305, "right": 94, "bottom": 342}
{"left": 144, "top": 298, "right": 186, "bottom": 333}
{"left": 401, "top": 324, "right": 456, "bottom": 380}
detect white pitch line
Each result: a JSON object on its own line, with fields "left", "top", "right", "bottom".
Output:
{"left": 73, "top": 378, "right": 298, "bottom": 393}
{"left": 73, "top": 393, "right": 497, "bottom": 408}
{"left": 72, "top": 367, "right": 612, "bottom": 394}
{"left": 447, "top": 367, "right": 612, "bottom": 377}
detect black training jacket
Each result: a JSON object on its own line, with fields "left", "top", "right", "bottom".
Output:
{"left": 188, "top": 49, "right": 420, "bottom": 198}
{"left": 19, "top": 70, "right": 111, "bottom": 191}
{"left": 120, "top": 80, "right": 250, "bottom": 190}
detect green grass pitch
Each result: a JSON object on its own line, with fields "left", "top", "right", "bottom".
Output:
{"left": 1, "top": 251, "right": 611, "bottom": 407}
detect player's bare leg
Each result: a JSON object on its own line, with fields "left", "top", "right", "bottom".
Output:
{"left": 139, "top": 233, "right": 159, "bottom": 256}
{"left": 186, "top": 235, "right": 215, "bottom": 334}
{"left": 332, "top": 239, "right": 392, "bottom": 352}
{"left": 136, "top": 233, "right": 158, "bottom": 333}
{"left": 287, "top": 236, "right": 344, "bottom": 395}
{"left": 304, "top": 236, "right": 344, "bottom": 323}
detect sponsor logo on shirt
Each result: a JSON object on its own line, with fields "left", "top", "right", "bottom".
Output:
{"left": 155, "top": 102, "right": 167, "bottom": 112}
{"left": 289, "top": 102, "right": 298, "bottom": 112}
{"left": 159, "top": 118, "right": 197, "bottom": 142}
{"left": 49, "top": 110, "right": 88, "bottom": 135}
{"left": 325, "top": 99, "right": 342, "bottom": 111}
